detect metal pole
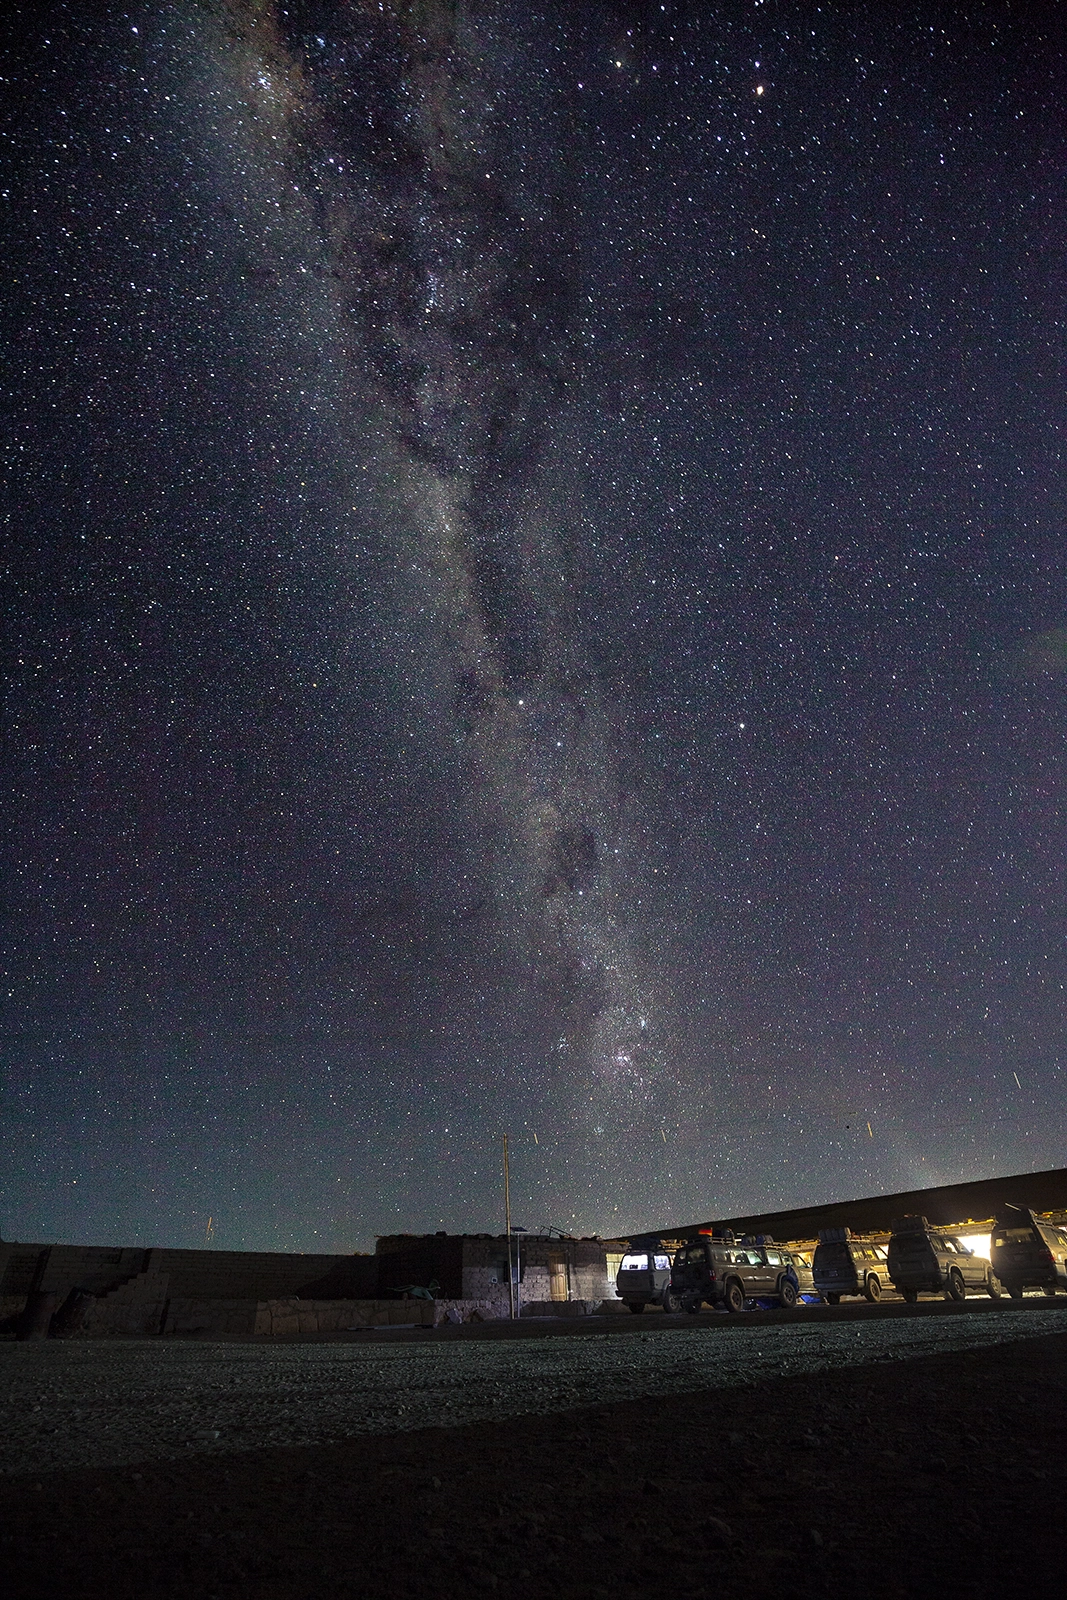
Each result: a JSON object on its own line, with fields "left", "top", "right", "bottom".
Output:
{"left": 515, "top": 1229, "right": 522, "bottom": 1319}
{"left": 503, "top": 1131, "right": 515, "bottom": 1319}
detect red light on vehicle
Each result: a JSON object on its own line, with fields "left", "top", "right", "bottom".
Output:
{"left": 698, "top": 1227, "right": 715, "bottom": 1236}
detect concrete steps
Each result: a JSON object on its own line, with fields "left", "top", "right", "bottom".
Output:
{"left": 82, "top": 1265, "right": 171, "bottom": 1336}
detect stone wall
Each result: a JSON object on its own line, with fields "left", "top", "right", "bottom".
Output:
{"left": 520, "top": 1299, "right": 618, "bottom": 1317}
{"left": 160, "top": 1297, "right": 507, "bottom": 1338}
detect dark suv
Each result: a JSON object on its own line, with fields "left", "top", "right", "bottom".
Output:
{"left": 990, "top": 1208, "right": 1067, "bottom": 1299}
{"left": 671, "top": 1233, "right": 804, "bottom": 1313}
{"left": 812, "top": 1228, "right": 891, "bottom": 1303}
{"left": 887, "top": 1216, "right": 1002, "bottom": 1302}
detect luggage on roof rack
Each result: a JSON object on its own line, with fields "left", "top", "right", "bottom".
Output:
{"left": 817, "top": 1226, "right": 852, "bottom": 1243}
{"left": 890, "top": 1215, "right": 929, "bottom": 1234}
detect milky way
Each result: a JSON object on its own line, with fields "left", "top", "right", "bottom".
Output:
{"left": 206, "top": 2, "right": 667, "bottom": 1128}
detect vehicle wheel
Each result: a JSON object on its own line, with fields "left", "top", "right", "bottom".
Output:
{"left": 1044, "top": 1286, "right": 1057, "bottom": 1298}
{"left": 902, "top": 1288, "right": 918, "bottom": 1304}
{"left": 683, "top": 1295, "right": 702, "bottom": 1314}
{"left": 986, "top": 1274, "right": 1003, "bottom": 1299}
{"left": 723, "top": 1279, "right": 746, "bottom": 1314}
{"left": 778, "top": 1278, "right": 798, "bottom": 1309}
{"left": 627, "top": 1301, "right": 646, "bottom": 1314}
{"left": 661, "top": 1286, "right": 683, "bottom": 1314}
{"left": 947, "top": 1271, "right": 966, "bottom": 1302}
{"left": 864, "top": 1275, "right": 882, "bottom": 1303}
{"left": 825, "top": 1292, "right": 841, "bottom": 1305}
{"left": 1008, "top": 1284, "right": 1025, "bottom": 1299}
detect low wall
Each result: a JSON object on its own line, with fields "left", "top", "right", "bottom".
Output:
{"left": 1, "top": 1289, "right": 602, "bottom": 1340}
{"left": 520, "top": 1299, "right": 612, "bottom": 1317}
{"left": 162, "top": 1297, "right": 509, "bottom": 1339}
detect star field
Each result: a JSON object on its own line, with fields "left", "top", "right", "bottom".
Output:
{"left": 1, "top": 1, "right": 1065, "bottom": 1251}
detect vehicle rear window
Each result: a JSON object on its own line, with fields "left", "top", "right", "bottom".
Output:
{"left": 620, "top": 1253, "right": 648, "bottom": 1271}
{"left": 815, "top": 1242, "right": 850, "bottom": 1265}
{"left": 993, "top": 1229, "right": 1035, "bottom": 1245}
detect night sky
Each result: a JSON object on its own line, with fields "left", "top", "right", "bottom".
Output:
{"left": 2, "top": 1, "right": 1065, "bottom": 1253}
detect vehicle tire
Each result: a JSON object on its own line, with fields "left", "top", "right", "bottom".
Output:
{"left": 864, "top": 1275, "right": 882, "bottom": 1303}
{"left": 778, "top": 1278, "right": 798, "bottom": 1309}
{"left": 825, "top": 1292, "right": 841, "bottom": 1305}
{"left": 947, "top": 1271, "right": 966, "bottom": 1302}
{"left": 986, "top": 1274, "right": 1003, "bottom": 1299}
{"left": 661, "top": 1286, "right": 683, "bottom": 1314}
{"left": 723, "top": 1279, "right": 746, "bottom": 1314}
{"left": 627, "top": 1301, "right": 646, "bottom": 1314}
{"left": 902, "top": 1288, "right": 918, "bottom": 1304}
{"left": 1044, "top": 1286, "right": 1057, "bottom": 1297}
{"left": 1007, "top": 1284, "right": 1025, "bottom": 1299}
{"left": 683, "top": 1295, "right": 701, "bottom": 1314}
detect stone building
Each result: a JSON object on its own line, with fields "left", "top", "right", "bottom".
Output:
{"left": 0, "top": 1231, "right": 618, "bottom": 1336}
{"left": 376, "top": 1232, "right": 613, "bottom": 1311}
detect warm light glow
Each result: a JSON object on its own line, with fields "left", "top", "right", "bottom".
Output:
{"left": 956, "top": 1232, "right": 991, "bottom": 1260}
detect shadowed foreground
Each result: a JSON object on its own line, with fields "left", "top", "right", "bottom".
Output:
{"left": 3, "top": 1329, "right": 1065, "bottom": 1599}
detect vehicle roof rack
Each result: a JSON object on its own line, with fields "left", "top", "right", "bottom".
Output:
{"left": 890, "top": 1215, "right": 929, "bottom": 1235}
{"left": 817, "top": 1226, "right": 852, "bottom": 1243}
{"left": 994, "top": 1206, "right": 1034, "bottom": 1225}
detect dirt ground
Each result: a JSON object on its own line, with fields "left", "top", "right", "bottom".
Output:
{"left": 3, "top": 1326, "right": 1065, "bottom": 1600}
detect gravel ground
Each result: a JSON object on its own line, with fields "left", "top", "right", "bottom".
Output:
{"left": 5, "top": 1302, "right": 1067, "bottom": 1477}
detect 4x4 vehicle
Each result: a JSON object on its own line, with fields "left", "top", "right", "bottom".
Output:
{"left": 812, "top": 1227, "right": 891, "bottom": 1303}
{"left": 887, "top": 1215, "right": 1002, "bottom": 1303}
{"left": 616, "top": 1244, "right": 681, "bottom": 1313}
{"left": 671, "top": 1232, "right": 805, "bottom": 1313}
{"left": 990, "top": 1208, "right": 1067, "bottom": 1299}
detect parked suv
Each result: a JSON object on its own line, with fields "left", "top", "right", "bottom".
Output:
{"left": 990, "top": 1208, "right": 1067, "bottom": 1299}
{"left": 812, "top": 1228, "right": 891, "bottom": 1303}
{"left": 887, "top": 1216, "right": 1002, "bottom": 1302}
{"left": 616, "top": 1246, "right": 681, "bottom": 1313}
{"left": 671, "top": 1233, "right": 804, "bottom": 1313}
